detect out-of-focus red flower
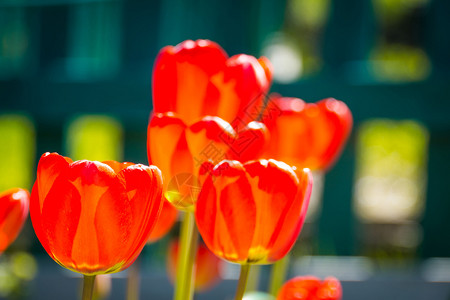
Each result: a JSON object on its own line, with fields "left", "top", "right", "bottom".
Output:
{"left": 167, "top": 240, "right": 222, "bottom": 292}
{"left": 147, "top": 197, "right": 178, "bottom": 243}
{"left": 195, "top": 159, "right": 312, "bottom": 264}
{"left": 147, "top": 113, "right": 268, "bottom": 211}
{"left": 263, "top": 97, "right": 352, "bottom": 171}
{"left": 277, "top": 276, "right": 342, "bottom": 300}
{"left": 30, "top": 152, "right": 164, "bottom": 275}
{"left": 152, "top": 40, "right": 273, "bottom": 127}
{"left": 0, "top": 188, "right": 29, "bottom": 253}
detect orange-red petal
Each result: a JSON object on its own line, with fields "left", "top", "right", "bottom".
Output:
{"left": 196, "top": 160, "right": 257, "bottom": 263}
{"left": 227, "top": 121, "right": 269, "bottom": 162}
{"left": 147, "top": 112, "right": 193, "bottom": 194}
{"left": 220, "top": 54, "right": 270, "bottom": 126}
{"left": 119, "top": 164, "right": 164, "bottom": 269}
{"left": 0, "top": 188, "right": 29, "bottom": 253}
{"left": 186, "top": 116, "right": 236, "bottom": 169}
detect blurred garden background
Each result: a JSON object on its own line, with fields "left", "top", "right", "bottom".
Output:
{"left": 1, "top": 0, "right": 450, "bottom": 299}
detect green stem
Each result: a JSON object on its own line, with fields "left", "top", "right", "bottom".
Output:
{"left": 82, "top": 275, "right": 96, "bottom": 300}
{"left": 235, "top": 264, "right": 251, "bottom": 300}
{"left": 174, "top": 212, "right": 198, "bottom": 300}
{"left": 245, "top": 265, "right": 261, "bottom": 293}
{"left": 126, "top": 258, "right": 140, "bottom": 300}
{"left": 269, "top": 254, "right": 290, "bottom": 296}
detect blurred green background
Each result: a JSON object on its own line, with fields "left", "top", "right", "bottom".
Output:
{"left": 0, "top": 0, "right": 449, "bottom": 299}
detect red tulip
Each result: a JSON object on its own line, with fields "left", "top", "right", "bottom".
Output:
{"left": 277, "top": 276, "right": 342, "bottom": 300}
{"left": 147, "top": 113, "right": 268, "bottom": 211}
{"left": 195, "top": 159, "right": 312, "bottom": 264}
{"left": 147, "top": 197, "right": 178, "bottom": 243}
{"left": 263, "top": 97, "right": 352, "bottom": 171}
{"left": 167, "top": 240, "right": 222, "bottom": 292}
{"left": 0, "top": 188, "right": 29, "bottom": 253}
{"left": 30, "top": 152, "right": 164, "bottom": 275}
{"left": 152, "top": 40, "right": 273, "bottom": 127}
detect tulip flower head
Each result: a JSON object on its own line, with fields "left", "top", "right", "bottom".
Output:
{"left": 152, "top": 39, "right": 273, "bottom": 127}
{"left": 147, "top": 113, "right": 268, "bottom": 211}
{"left": 0, "top": 188, "right": 29, "bottom": 253}
{"left": 263, "top": 97, "right": 352, "bottom": 171}
{"left": 195, "top": 159, "right": 312, "bottom": 264}
{"left": 30, "top": 152, "right": 164, "bottom": 275}
{"left": 277, "top": 276, "right": 342, "bottom": 300}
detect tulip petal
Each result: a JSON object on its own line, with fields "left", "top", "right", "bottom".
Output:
{"left": 267, "top": 168, "right": 312, "bottom": 262}
{"left": 318, "top": 98, "right": 353, "bottom": 170}
{"left": 244, "top": 160, "right": 301, "bottom": 263}
{"left": 186, "top": 116, "right": 236, "bottom": 171}
{"left": 35, "top": 152, "right": 72, "bottom": 212}
{"left": 219, "top": 172, "right": 256, "bottom": 262}
{"left": 258, "top": 56, "right": 273, "bottom": 85}
{"left": 31, "top": 153, "right": 72, "bottom": 258}
{"left": 119, "top": 164, "right": 163, "bottom": 269}
{"left": 195, "top": 175, "right": 219, "bottom": 253}
{"left": 40, "top": 173, "right": 81, "bottom": 271}
{"left": 152, "top": 46, "right": 178, "bottom": 113}
{"left": 196, "top": 161, "right": 256, "bottom": 263}
{"left": 227, "top": 121, "right": 269, "bottom": 162}
{"left": 220, "top": 54, "right": 270, "bottom": 126}
{"left": 147, "top": 112, "right": 193, "bottom": 185}
{"left": 103, "top": 161, "right": 134, "bottom": 174}
{"left": 68, "top": 160, "right": 129, "bottom": 274}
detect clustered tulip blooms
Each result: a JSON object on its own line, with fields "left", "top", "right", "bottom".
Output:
{"left": 147, "top": 113, "right": 235, "bottom": 210}
{"left": 149, "top": 39, "right": 285, "bottom": 300}
{"left": 149, "top": 40, "right": 272, "bottom": 209}
{"left": 0, "top": 188, "right": 29, "bottom": 253}
{"left": 147, "top": 113, "right": 268, "bottom": 210}
{"left": 18, "top": 39, "right": 352, "bottom": 300}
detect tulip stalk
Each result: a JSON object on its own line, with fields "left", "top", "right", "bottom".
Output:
{"left": 246, "top": 265, "right": 261, "bottom": 293}
{"left": 235, "top": 264, "right": 251, "bottom": 300}
{"left": 126, "top": 259, "right": 140, "bottom": 300}
{"left": 82, "top": 275, "right": 96, "bottom": 300}
{"left": 174, "top": 211, "right": 198, "bottom": 300}
{"left": 268, "top": 255, "right": 290, "bottom": 296}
